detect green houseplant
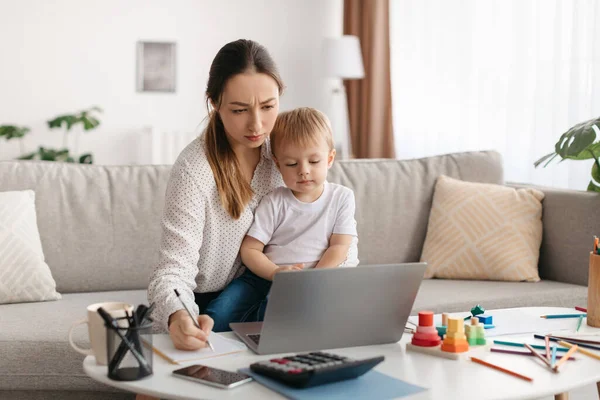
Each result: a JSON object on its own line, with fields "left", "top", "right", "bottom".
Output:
{"left": 0, "top": 125, "right": 30, "bottom": 155}
{"left": 4, "top": 106, "right": 102, "bottom": 164}
{"left": 534, "top": 116, "right": 600, "bottom": 192}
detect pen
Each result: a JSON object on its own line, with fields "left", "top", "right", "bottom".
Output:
{"left": 174, "top": 289, "right": 214, "bottom": 351}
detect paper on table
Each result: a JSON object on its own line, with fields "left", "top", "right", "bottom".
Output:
{"left": 408, "top": 308, "right": 586, "bottom": 337}
{"left": 152, "top": 332, "right": 246, "bottom": 364}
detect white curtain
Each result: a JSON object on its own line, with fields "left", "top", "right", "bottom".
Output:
{"left": 390, "top": 0, "right": 600, "bottom": 190}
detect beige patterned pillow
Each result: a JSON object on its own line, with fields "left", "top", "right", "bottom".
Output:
{"left": 420, "top": 176, "right": 544, "bottom": 282}
{"left": 0, "top": 190, "right": 61, "bottom": 304}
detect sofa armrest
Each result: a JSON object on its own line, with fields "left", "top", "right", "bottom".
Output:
{"left": 508, "top": 182, "right": 599, "bottom": 286}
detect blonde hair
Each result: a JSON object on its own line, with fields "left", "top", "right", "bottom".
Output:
{"left": 270, "top": 107, "right": 334, "bottom": 157}
{"left": 204, "top": 39, "right": 284, "bottom": 220}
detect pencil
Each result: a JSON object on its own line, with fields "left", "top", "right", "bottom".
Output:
{"left": 553, "top": 344, "right": 578, "bottom": 371}
{"left": 540, "top": 314, "right": 587, "bottom": 319}
{"left": 559, "top": 340, "right": 600, "bottom": 361}
{"left": 524, "top": 343, "right": 555, "bottom": 371}
{"left": 490, "top": 348, "right": 576, "bottom": 360}
{"left": 470, "top": 357, "right": 533, "bottom": 382}
{"left": 174, "top": 289, "right": 214, "bottom": 351}
{"left": 575, "top": 306, "right": 588, "bottom": 313}
{"left": 533, "top": 335, "right": 600, "bottom": 351}
{"left": 576, "top": 315, "right": 584, "bottom": 332}
{"left": 551, "top": 345, "right": 557, "bottom": 366}
{"left": 543, "top": 335, "right": 600, "bottom": 346}
{"left": 494, "top": 340, "right": 569, "bottom": 352}
{"left": 545, "top": 335, "right": 550, "bottom": 362}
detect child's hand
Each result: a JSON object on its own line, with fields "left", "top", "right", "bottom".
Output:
{"left": 270, "top": 264, "right": 304, "bottom": 280}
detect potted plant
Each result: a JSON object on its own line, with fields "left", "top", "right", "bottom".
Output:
{"left": 16, "top": 106, "right": 102, "bottom": 164}
{"left": 0, "top": 125, "right": 30, "bottom": 155}
{"left": 534, "top": 116, "right": 600, "bottom": 192}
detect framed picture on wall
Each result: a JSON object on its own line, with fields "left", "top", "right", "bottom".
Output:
{"left": 136, "top": 41, "right": 176, "bottom": 92}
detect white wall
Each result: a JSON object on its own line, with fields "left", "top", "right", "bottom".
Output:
{"left": 0, "top": 0, "right": 343, "bottom": 164}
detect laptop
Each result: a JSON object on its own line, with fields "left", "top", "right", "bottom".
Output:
{"left": 230, "top": 263, "right": 426, "bottom": 355}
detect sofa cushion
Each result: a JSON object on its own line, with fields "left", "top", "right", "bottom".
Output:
{"left": 412, "top": 279, "right": 587, "bottom": 314}
{"left": 328, "top": 151, "right": 503, "bottom": 266}
{"left": 0, "top": 190, "right": 61, "bottom": 304}
{"left": 0, "top": 161, "right": 171, "bottom": 293}
{"left": 420, "top": 175, "right": 544, "bottom": 281}
{"left": 0, "top": 290, "right": 147, "bottom": 392}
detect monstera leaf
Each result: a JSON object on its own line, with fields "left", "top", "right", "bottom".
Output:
{"left": 588, "top": 159, "right": 600, "bottom": 193}
{"left": 535, "top": 116, "right": 600, "bottom": 167}
{"left": 534, "top": 116, "right": 600, "bottom": 192}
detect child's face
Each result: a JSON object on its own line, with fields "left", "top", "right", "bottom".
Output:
{"left": 274, "top": 136, "right": 336, "bottom": 200}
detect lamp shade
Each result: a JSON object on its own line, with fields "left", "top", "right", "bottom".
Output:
{"left": 322, "top": 35, "right": 365, "bottom": 79}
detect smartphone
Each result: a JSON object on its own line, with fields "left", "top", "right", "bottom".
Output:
{"left": 172, "top": 364, "right": 253, "bottom": 389}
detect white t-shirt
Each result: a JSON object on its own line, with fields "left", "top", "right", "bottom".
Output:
{"left": 246, "top": 181, "right": 359, "bottom": 269}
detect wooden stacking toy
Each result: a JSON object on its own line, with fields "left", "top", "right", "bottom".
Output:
{"left": 436, "top": 312, "right": 448, "bottom": 336}
{"left": 466, "top": 317, "right": 487, "bottom": 346}
{"left": 411, "top": 311, "right": 442, "bottom": 347}
{"left": 441, "top": 317, "right": 469, "bottom": 353}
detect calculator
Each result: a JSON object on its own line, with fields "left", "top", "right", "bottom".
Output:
{"left": 249, "top": 351, "right": 385, "bottom": 388}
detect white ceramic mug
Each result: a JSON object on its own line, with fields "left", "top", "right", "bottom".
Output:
{"left": 68, "top": 302, "right": 134, "bottom": 365}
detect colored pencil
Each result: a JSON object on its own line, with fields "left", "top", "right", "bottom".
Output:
{"left": 545, "top": 335, "right": 550, "bottom": 361}
{"left": 490, "top": 348, "right": 576, "bottom": 360}
{"left": 533, "top": 335, "right": 600, "bottom": 351}
{"left": 575, "top": 306, "right": 588, "bottom": 313}
{"left": 524, "top": 343, "right": 555, "bottom": 371}
{"left": 576, "top": 315, "right": 584, "bottom": 332}
{"left": 559, "top": 340, "right": 600, "bottom": 362}
{"left": 541, "top": 335, "right": 600, "bottom": 346}
{"left": 540, "top": 313, "right": 587, "bottom": 319}
{"left": 470, "top": 357, "right": 533, "bottom": 382}
{"left": 553, "top": 344, "right": 578, "bottom": 371}
{"left": 551, "top": 345, "right": 557, "bottom": 366}
{"left": 494, "top": 340, "right": 569, "bottom": 352}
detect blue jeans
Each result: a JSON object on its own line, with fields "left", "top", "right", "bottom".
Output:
{"left": 194, "top": 269, "right": 271, "bottom": 332}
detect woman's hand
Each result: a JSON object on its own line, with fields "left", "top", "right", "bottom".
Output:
{"left": 269, "top": 263, "right": 304, "bottom": 280}
{"left": 168, "top": 310, "right": 214, "bottom": 350}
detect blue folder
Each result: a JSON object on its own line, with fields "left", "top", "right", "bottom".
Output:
{"left": 239, "top": 368, "right": 427, "bottom": 400}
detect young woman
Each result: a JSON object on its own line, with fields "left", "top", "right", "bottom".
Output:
{"left": 148, "top": 39, "right": 285, "bottom": 350}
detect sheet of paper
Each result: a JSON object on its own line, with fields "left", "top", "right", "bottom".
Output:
{"left": 408, "top": 308, "right": 589, "bottom": 337}
{"left": 152, "top": 332, "right": 246, "bottom": 364}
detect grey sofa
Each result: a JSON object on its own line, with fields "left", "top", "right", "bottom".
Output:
{"left": 0, "top": 150, "right": 592, "bottom": 399}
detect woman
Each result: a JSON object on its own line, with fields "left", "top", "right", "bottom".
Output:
{"left": 148, "top": 39, "right": 285, "bottom": 350}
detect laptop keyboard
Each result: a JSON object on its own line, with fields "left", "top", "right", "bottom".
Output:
{"left": 247, "top": 334, "right": 261, "bottom": 345}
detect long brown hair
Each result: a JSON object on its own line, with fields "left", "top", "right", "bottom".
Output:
{"left": 204, "top": 39, "right": 284, "bottom": 219}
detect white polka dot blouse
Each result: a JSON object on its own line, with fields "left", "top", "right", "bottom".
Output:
{"left": 148, "top": 135, "right": 284, "bottom": 332}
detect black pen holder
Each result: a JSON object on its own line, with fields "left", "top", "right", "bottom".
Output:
{"left": 105, "top": 318, "right": 153, "bottom": 381}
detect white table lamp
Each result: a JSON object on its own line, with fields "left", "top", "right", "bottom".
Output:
{"left": 322, "top": 36, "right": 365, "bottom": 159}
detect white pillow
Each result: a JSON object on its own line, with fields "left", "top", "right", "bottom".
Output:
{"left": 0, "top": 190, "right": 61, "bottom": 304}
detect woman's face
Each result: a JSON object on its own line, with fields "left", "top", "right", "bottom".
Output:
{"left": 217, "top": 72, "right": 280, "bottom": 152}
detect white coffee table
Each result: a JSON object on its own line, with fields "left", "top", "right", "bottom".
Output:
{"left": 84, "top": 307, "right": 600, "bottom": 400}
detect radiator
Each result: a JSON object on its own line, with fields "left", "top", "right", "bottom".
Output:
{"left": 149, "top": 128, "right": 200, "bottom": 165}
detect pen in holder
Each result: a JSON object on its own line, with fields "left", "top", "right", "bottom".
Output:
{"left": 589, "top": 252, "right": 600, "bottom": 327}
{"left": 97, "top": 306, "right": 154, "bottom": 381}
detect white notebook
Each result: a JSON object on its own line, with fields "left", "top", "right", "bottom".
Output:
{"left": 151, "top": 332, "right": 247, "bottom": 364}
